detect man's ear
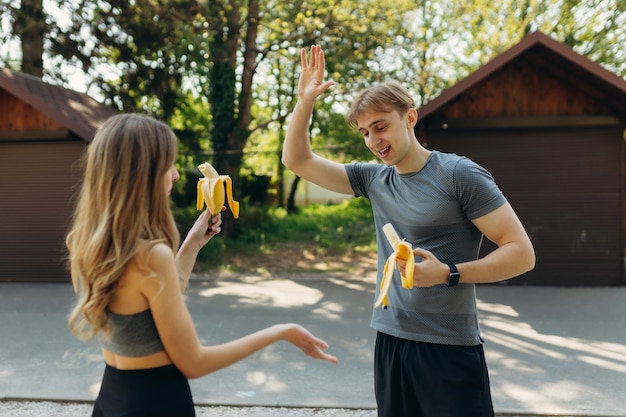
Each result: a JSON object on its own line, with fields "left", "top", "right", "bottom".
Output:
{"left": 407, "top": 108, "right": 418, "bottom": 128}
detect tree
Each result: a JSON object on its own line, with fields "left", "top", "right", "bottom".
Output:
{"left": 237, "top": 0, "right": 417, "bottom": 210}
{"left": 452, "top": 0, "right": 626, "bottom": 78}
{"left": 15, "top": 0, "right": 45, "bottom": 76}
{"left": 48, "top": 0, "right": 208, "bottom": 120}
{"left": 200, "top": 0, "right": 417, "bottom": 229}
{"left": 1, "top": 0, "right": 45, "bottom": 76}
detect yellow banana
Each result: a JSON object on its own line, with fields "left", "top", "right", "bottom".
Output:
{"left": 197, "top": 162, "right": 240, "bottom": 218}
{"left": 374, "top": 223, "right": 414, "bottom": 309}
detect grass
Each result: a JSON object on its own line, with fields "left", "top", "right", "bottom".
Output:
{"left": 174, "top": 197, "right": 377, "bottom": 272}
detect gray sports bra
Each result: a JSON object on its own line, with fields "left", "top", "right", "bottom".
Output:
{"left": 100, "top": 309, "right": 165, "bottom": 357}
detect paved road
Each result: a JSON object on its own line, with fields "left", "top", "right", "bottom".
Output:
{"left": 1, "top": 272, "right": 625, "bottom": 416}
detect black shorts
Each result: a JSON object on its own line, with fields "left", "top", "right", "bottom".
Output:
{"left": 92, "top": 364, "right": 195, "bottom": 417}
{"left": 374, "top": 332, "right": 494, "bottom": 417}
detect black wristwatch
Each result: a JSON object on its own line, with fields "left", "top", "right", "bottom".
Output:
{"left": 446, "top": 264, "right": 460, "bottom": 287}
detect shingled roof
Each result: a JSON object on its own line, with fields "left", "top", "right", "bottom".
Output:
{"left": 0, "top": 68, "right": 117, "bottom": 141}
{"left": 418, "top": 31, "right": 626, "bottom": 119}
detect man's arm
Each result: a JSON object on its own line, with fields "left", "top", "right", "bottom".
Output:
{"left": 458, "top": 202, "right": 535, "bottom": 283}
{"left": 282, "top": 45, "right": 353, "bottom": 195}
{"left": 408, "top": 203, "right": 536, "bottom": 286}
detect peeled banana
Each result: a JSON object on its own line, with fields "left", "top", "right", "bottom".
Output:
{"left": 374, "top": 223, "right": 414, "bottom": 309}
{"left": 197, "top": 162, "right": 240, "bottom": 218}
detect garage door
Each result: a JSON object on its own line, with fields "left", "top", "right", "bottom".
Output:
{"left": 429, "top": 126, "right": 622, "bottom": 285}
{"left": 0, "top": 140, "right": 85, "bottom": 282}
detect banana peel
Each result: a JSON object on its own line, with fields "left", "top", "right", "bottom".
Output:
{"left": 374, "top": 223, "right": 414, "bottom": 309}
{"left": 197, "top": 162, "right": 240, "bottom": 218}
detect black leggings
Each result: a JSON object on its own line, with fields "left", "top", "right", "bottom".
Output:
{"left": 92, "top": 364, "right": 195, "bottom": 417}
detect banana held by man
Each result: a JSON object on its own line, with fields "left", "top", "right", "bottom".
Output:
{"left": 374, "top": 223, "right": 414, "bottom": 309}
{"left": 197, "top": 162, "right": 240, "bottom": 219}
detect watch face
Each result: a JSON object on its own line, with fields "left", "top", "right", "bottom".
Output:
{"left": 447, "top": 272, "right": 460, "bottom": 287}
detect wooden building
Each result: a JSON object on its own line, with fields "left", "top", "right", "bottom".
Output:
{"left": 416, "top": 32, "right": 626, "bottom": 285}
{"left": 0, "top": 69, "right": 117, "bottom": 282}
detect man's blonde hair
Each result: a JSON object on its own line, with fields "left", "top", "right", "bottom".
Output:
{"left": 345, "top": 80, "right": 415, "bottom": 129}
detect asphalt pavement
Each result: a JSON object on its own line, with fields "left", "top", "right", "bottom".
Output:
{"left": 1, "top": 271, "right": 625, "bottom": 416}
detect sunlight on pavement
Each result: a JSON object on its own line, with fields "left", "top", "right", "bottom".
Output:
{"left": 0, "top": 369, "right": 14, "bottom": 379}
{"left": 198, "top": 280, "right": 323, "bottom": 308}
{"left": 477, "top": 301, "right": 520, "bottom": 317}
{"left": 244, "top": 371, "right": 288, "bottom": 393}
{"left": 326, "top": 277, "right": 376, "bottom": 292}
{"left": 311, "top": 301, "right": 345, "bottom": 320}
{"left": 498, "top": 380, "right": 590, "bottom": 411}
{"left": 481, "top": 322, "right": 569, "bottom": 359}
{"left": 477, "top": 295, "right": 626, "bottom": 415}
{"left": 577, "top": 354, "right": 626, "bottom": 373}
{"left": 481, "top": 315, "right": 626, "bottom": 366}
{"left": 89, "top": 382, "right": 101, "bottom": 397}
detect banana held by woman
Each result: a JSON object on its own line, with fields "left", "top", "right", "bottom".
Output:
{"left": 197, "top": 162, "right": 240, "bottom": 218}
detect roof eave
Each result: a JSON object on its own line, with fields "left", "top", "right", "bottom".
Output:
{"left": 417, "top": 31, "right": 626, "bottom": 120}
{"left": 0, "top": 68, "right": 116, "bottom": 142}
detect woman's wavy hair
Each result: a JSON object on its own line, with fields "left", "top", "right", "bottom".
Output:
{"left": 66, "top": 113, "right": 180, "bottom": 340}
{"left": 345, "top": 79, "right": 415, "bottom": 129}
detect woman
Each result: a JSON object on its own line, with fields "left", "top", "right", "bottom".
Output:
{"left": 66, "top": 113, "right": 337, "bottom": 417}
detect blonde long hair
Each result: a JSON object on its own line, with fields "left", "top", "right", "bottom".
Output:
{"left": 67, "top": 113, "right": 180, "bottom": 340}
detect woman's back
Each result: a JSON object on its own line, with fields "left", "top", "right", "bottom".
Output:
{"left": 101, "top": 241, "right": 174, "bottom": 370}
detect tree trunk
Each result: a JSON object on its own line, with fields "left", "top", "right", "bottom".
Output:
{"left": 16, "top": 0, "right": 45, "bottom": 77}
{"left": 287, "top": 176, "right": 300, "bottom": 214}
{"left": 206, "top": 0, "right": 259, "bottom": 237}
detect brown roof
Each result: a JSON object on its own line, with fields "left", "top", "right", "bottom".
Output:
{"left": 0, "top": 68, "right": 117, "bottom": 141}
{"left": 418, "top": 31, "right": 626, "bottom": 119}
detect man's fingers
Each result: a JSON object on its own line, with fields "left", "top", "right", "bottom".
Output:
{"left": 300, "top": 47, "right": 308, "bottom": 67}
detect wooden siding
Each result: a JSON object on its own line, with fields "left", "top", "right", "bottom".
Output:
{"left": 438, "top": 55, "right": 618, "bottom": 119}
{"left": 427, "top": 125, "right": 623, "bottom": 286}
{"left": 0, "top": 140, "right": 85, "bottom": 282}
{"left": 0, "top": 89, "right": 66, "bottom": 133}
{"left": 0, "top": 68, "right": 117, "bottom": 140}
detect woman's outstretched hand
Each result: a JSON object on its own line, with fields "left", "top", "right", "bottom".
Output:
{"left": 281, "top": 323, "right": 339, "bottom": 364}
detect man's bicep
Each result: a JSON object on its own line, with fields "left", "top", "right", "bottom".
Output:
{"left": 472, "top": 203, "right": 530, "bottom": 247}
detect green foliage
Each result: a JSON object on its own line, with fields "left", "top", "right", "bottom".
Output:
{"left": 4, "top": 0, "right": 626, "bottom": 222}
{"left": 312, "top": 108, "right": 372, "bottom": 163}
{"left": 44, "top": 0, "right": 209, "bottom": 119}
{"left": 451, "top": 0, "right": 626, "bottom": 78}
{"left": 173, "top": 197, "right": 376, "bottom": 269}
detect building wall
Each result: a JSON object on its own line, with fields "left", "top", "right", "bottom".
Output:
{"left": 0, "top": 140, "right": 85, "bottom": 282}
{"left": 428, "top": 123, "right": 623, "bottom": 285}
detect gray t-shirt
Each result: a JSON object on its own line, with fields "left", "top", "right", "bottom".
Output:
{"left": 346, "top": 151, "right": 506, "bottom": 345}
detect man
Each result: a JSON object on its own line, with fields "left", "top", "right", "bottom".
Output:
{"left": 282, "top": 45, "right": 535, "bottom": 416}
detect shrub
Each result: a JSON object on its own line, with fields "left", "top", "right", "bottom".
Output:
{"left": 173, "top": 198, "right": 376, "bottom": 270}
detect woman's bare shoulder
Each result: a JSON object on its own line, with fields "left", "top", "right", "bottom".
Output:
{"left": 137, "top": 241, "right": 179, "bottom": 300}
{"left": 110, "top": 241, "right": 175, "bottom": 313}
{"left": 119, "top": 241, "right": 176, "bottom": 292}
{"left": 131, "top": 240, "right": 175, "bottom": 271}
